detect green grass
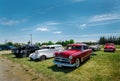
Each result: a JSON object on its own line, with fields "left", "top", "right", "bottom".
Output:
{"left": 116, "top": 45, "right": 120, "bottom": 49}
{"left": 1, "top": 50, "right": 120, "bottom": 81}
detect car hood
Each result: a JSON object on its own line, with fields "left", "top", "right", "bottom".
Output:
{"left": 37, "top": 49, "right": 49, "bottom": 52}
{"left": 105, "top": 46, "right": 115, "bottom": 48}
{"left": 57, "top": 50, "right": 82, "bottom": 58}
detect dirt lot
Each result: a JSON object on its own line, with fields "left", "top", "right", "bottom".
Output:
{"left": 0, "top": 50, "right": 11, "bottom": 55}
{"left": 0, "top": 51, "right": 47, "bottom": 81}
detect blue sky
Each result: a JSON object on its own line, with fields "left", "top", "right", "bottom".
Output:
{"left": 0, "top": 0, "right": 120, "bottom": 44}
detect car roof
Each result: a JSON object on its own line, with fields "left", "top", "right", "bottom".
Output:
{"left": 105, "top": 43, "right": 115, "bottom": 45}
{"left": 45, "top": 45, "right": 62, "bottom": 47}
{"left": 68, "top": 44, "right": 87, "bottom": 46}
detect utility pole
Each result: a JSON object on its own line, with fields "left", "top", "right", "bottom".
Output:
{"left": 30, "top": 34, "right": 32, "bottom": 45}
{"left": 5, "top": 39, "right": 7, "bottom": 44}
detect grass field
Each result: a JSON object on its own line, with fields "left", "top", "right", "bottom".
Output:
{"left": 1, "top": 50, "right": 120, "bottom": 81}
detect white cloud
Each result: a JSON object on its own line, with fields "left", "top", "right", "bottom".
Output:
{"left": 90, "top": 20, "right": 120, "bottom": 26}
{"left": 59, "top": 32, "right": 120, "bottom": 38}
{"left": 80, "top": 33, "right": 120, "bottom": 37}
{"left": 53, "top": 31, "right": 62, "bottom": 34}
{"left": 0, "top": 18, "right": 28, "bottom": 26}
{"left": 36, "top": 27, "right": 49, "bottom": 31}
{"left": 80, "top": 24, "right": 87, "bottom": 29}
{"left": 89, "top": 14, "right": 120, "bottom": 22}
{"left": 35, "top": 21, "right": 60, "bottom": 32}
{"left": 0, "top": 20, "right": 19, "bottom": 26}
{"left": 79, "top": 13, "right": 120, "bottom": 29}
{"left": 46, "top": 22, "right": 60, "bottom": 25}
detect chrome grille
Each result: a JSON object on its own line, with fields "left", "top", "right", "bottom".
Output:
{"left": 54, "top": 57, "right": 70, "bottom": 63}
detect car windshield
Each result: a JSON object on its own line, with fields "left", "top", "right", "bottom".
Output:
{"left": 41, "top": 47, "right": 50, "bottom": 49}
{"left": 66, "top": 46, "right": 82, "bottom": 50}
{"left": 106, "top": 43, "right": 114, "bottom": 46}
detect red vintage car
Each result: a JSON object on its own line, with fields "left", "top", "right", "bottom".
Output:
{"left": 53, "top": 44, "right": 93, "bottom": 68}
{"left": 104, "top": 43, "right": 116, "bottom": 52}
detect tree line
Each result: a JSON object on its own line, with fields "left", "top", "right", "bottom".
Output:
{"left": 36, "top": 39, "right": 74, "bottom": 47}
{"left": 99, "top": 36, "right": 120, "bottom": 45}
{"left": 2, "top": 36, "right": 120, "bottom": 47}
{"left": 1, "top": 39, "right": 74, "bottom": 47}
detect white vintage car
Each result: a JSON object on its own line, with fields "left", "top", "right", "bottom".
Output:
{"left": 89, "top": 44, "right": 101, "bottom": 51}
{"left": 29, "top": 45, "right": 63, "bottom": 61}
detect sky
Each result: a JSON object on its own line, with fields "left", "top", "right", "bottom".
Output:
{"left": 0, "top": 0, "right": 120, "bottom": 44}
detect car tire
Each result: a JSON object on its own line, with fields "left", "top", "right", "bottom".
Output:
{"left": 75, "top": 58, "right": 81, "bottom": 68}
{"left": 88, "top": 55, "right": 91, "bottom": 59}
{"left": 21, "top": 54, "right": 27, "bottom": 58}
{"left": 57, "top": 64, "right": 62, "bottom": 68}
{"left": 15, "top": 54, "right": 20, "bottom": 58}
{"left": 30, "top": 58, "right": 33, "bottom": 61}
{"left": 40, "top": 55, "right": 46, "bottom": 61}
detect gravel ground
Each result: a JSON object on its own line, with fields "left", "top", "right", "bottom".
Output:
{"left": 0, "top": 50, "right": 11, "bottom": 55}
{"left": 0, "top": 51, "right": 47, "bottom": 81}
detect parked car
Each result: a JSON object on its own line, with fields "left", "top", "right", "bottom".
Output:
{"left": 89, "top": 44, "right": 101, "bottom": 51}
{"left": 53, "top": 44, "right": 93, "bottom": 68}
{"left": 0, "top": 47, "right": 2, "bottom": 51}
{"left": 8, "top": 46, "right": 16, "bottom": 50}
{"left": 0, "top": 45, "right": 10, "bottom": 50}
{"left": 104, "top": 43, "right": 116, "bottom": 52}
{"left": 29, "top": 45, "right": 63, "bottom": 61}
{"left": 12, "top": 44, "right": 39, "bottom": 58}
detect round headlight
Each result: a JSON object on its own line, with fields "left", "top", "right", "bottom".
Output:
{"left": 20, "top": 50, "right": 23, "bottom": 53}
{"left": 24, "top": 50, "right": 27, "bottom": 53}
{"left": 69, "top": 55, "right": 73, "bottom": 59}
{"left": 35, "top": 50, "right": 38, "bottom": 54}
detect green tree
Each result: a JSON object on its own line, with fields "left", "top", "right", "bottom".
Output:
{"left": 118, "top": 37, "right": 120, "bottom": 45}
{"left": 6, "top": 42, "right": 13, "bottom": 46}
{"left": 35, "top": 42, "right": 41, "bottom": 46}
{"left": 56, "top": 40, "right": 62, "bottom": 45}
{"left": 47, "top": 41, "right": 54, "bottom": 45}
{"left": 69, "top": 39, "right": 74, "bottom": 44}
{"left": 99, "top": 36, "right": 107, "bottom": 44}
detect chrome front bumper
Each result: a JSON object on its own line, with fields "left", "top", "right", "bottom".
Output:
{"left": 104, "top": 49, "right": 114, "bottom": 51}
{"left": 53, "top": 61, "right": 76, "bottom": 67}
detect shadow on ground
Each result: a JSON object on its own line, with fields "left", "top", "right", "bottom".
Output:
{"left": 48, "top": 58, "right": 91, "bottom": 74}
{"left": 48, "top": 65, "right": 75, "bottom": 73}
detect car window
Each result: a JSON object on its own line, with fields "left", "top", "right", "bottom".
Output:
{"left": 51, "top": 47, "right": 55, "bottom": 49}
{"left": 42, "top": 47, "right": 50, "bottom": 49}
{"left": 67, "top": 46, "right": 81, "bottom": 50}
{"left": 55, "top": 46, "right": 61, "bottom": 49}
{"left": 83, "top": 46, "right": 88, "bottom": 49}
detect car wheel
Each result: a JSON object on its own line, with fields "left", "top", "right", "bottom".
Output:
{"left": 15, "top": 54, "right": 20, "bottom": 58}
{"left": 22, "top": 54, "right": 27, "bottom": 58}
{"left": 40, "top": 55, "right": 46, "bottom": 61}
{"left": 88, "top": 55, "right": 91, "bottom": 59}
{"left": 75, "top": 58, "right": 80, "bottom": 68}
{"left": 57, "top": 64, "right": 62, "bottom": 68}
{"left": 30, "top": 58, "right": 33, "bottom": 61}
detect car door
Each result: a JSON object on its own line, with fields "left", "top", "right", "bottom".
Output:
{"left": 48, "top": 47, "right": 56, "bottom": 57}
{"left": 82, "top": 45, "right": 89, "bottom": 61}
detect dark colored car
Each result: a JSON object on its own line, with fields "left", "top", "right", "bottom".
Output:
{"left": 12, "top": 44, "right": 40, "bottom": 58}
{"left": 0, "top": 45, "right": 10, "bottom": 50}
{"left": 0, "top": 47, "right": 2, "bottom": 51}
{"left": 8, "top": 46, "right": 16, "bottom": 50}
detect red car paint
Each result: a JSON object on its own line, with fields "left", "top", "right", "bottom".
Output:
{"left": 53, "top": 44, "right": 92, "bottom": 68}
{"left": 104, "top": 43, "right": 116, "bottom": 52}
